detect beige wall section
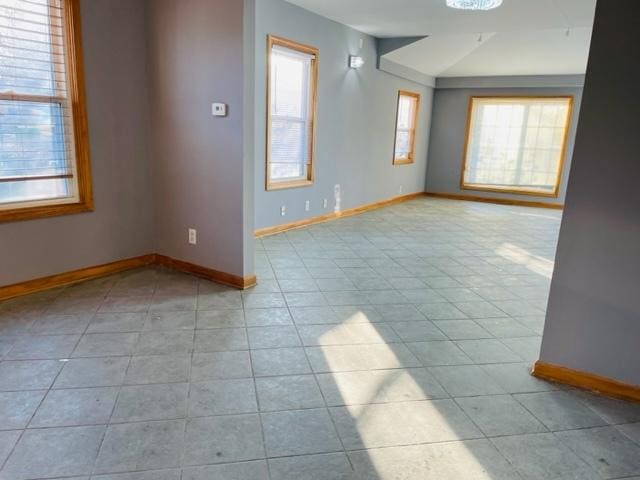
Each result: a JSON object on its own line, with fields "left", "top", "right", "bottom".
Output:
{"left": 147, "top": 0, "right": 253, "bottom": 278}
{"left": 0, "top": 0, "right": 154, "bottom": 286}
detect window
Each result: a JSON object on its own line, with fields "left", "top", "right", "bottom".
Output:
{"left": 0, "top": 0, "right": 91, "bottom": 222}
{"left": 393, "top": 90, "right": 420, "bottom": 165}
{"left": 461, "top": 96, "right": 573, "bottom": 197}
{"left": 266, "top": 35, "right": 318, "bottom": 190}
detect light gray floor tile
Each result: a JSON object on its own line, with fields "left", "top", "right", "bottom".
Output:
{"left": 143, "top": 311, "right": 196, "bottom": 330}
{"left": 374, "top": 304, "right": 425, "bottom": 322}
{"left": 573, "top": 390, "right": 640, "bottom": 424}
{"left": 406, "top": 341, "right": 473, "bottom": 366}
{"left": 196, "top": 309, "right": 245, "bottom": 329}
{"left": 251, "top": 347, "right": 311, "bottom": 377}
{"left": 92, "top": 469, "right": 180, "bottom": 480}
{"left": 3, "top": 425, "right": 105, "bottom": 479}
{"left": 183, "top": 414, "right": 264, "bottom": 466}
{"left": 87, "top": 313, "right": 146, "bottom": 333}
{"left": 30, "top": 387, "right": 118, "bottom": 428}
{"left": 500, "top": 336, "right": 542, "bottom": 362}
{"left": 256, "top": 375, "right": 324, "bottom": 412}
{"left": 124, "top": 354, "right": 190, "bottom": 385}
{"left": 191, "top": 351, "right": 253, "bottom": 380}
{"left": 54, "top": 357, "right": 130, "bottom": 388}
{"left": 0, "top": 391, "right": 46, "bottom": 429}
{"left": 476, "top": 317, "right": 537, "bottom": 338}
{"left": 189, "top": 378, "right": 257, "bottom": 416}
{"left": 0, "top": 430, "right": 21, "bottom": 468}
{"left": 317, "top": 368, "right": 447, "bottom": 406}
{"left": 306, "top": 343, "right": 420, "bottom": 373}
{"left": 197, "top": 291, "right": 243, "bottom": 309}
{"left": 331, "top": 306, "right": 383, "bottom": 324}
{"left": 111, "top": 383, "right": 188, "bottom": 422}
{"left": 73, "top": 333, "right": 139, "bottom": 357}
{"left": 291, "top": 306, "right": 340, "bottom": 325}
{"left": 514, "top": 391, "right": 608, "bottom": 430}
{"left": 29, "top": 314, "right": 92, "bottom": 334}
{"left": 298, "top": 323, "right": 399, "bottom": 346}
{"left": 248, "top": 326, "right": 301, "bottom": 349}
{"left": 0, "top": 359, "right": 62, "bottom": 390}
{"left": 456, "top": 394, "right": 548, "bottom": 437}
{"left": 429, "top": 365, "right": 506, "bottom": 397}
{"left": 454, "top": 339, "right": 522, "bottom": 363}
{"left": 390, "top": 321, "right": 447, "bottom": 342}
{"left": 5, "top": 334, "right": 80, "bottom": 360}
{"left": 269, "top": 452, "right": 353, "bottom": 480}
{"left": 417, "top": 302, "right": 468, "bottom": 320}
{"left": 262, "top": 408, "right": 342, "bottom": 457}
{"left": 245, "top": 308, "right": 293, "bottom": 326}
{"left": 149, "top": 294, "right": 197, "bottom": 312}
{"left": 556, "top": 426, "right": 640, "bottom": 479}
{"left": 491, "top": 432, "right": 601, "bottom": 480}
{"left": 480, "top": 362, "right": 558, "bottom": 393}
{"left": 618, "top": 422, "right": 640, "bottom": 444}
{"left": 243, "top": 293, "right": 286, "bottom": 309}
{"left": 349, "top": 439, "right": 520, "bottom": 480}
{"left": 194, "top": 328, "right": 248, "bottom": 352}
{"left": 135, "top": 331, "right": 194, "bottom": 356}
{"left": 433, "top": 320, "right": 493, "bottom": 340}
{"left": 330, "top": 399, "right": 481, "bottom": 449}
{"left": 182, "top": 461, "right": 269, "bottom": 480}
{"left": 94, "top": 420, "right": 185, "bottom": 474}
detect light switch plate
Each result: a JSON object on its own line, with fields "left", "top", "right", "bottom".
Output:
{"left": 211, "top": 103, "right": 227, "bottom": 117}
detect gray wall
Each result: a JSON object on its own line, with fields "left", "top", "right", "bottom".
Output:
{"left": 0, "top": 0, "right": 154, "bottom": 286}
{"left": 147, "top": 0, "right": 254, "bottom": 278}
{"left": 253, "top": 0, "right": 433, "bottom": 230}
{"left": 426, "top": 84, "right": 583, "bottom": 204}
{"left": 539, "top": 0, "right": 640, "bottom": 385}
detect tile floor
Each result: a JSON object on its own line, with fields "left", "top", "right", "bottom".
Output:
{"left": 1, "top": 198, "right": 640, "bottom": 479}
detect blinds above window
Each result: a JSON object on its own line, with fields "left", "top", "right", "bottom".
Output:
{"left": 0, "top": 0, "right": 77, "bottom": 206}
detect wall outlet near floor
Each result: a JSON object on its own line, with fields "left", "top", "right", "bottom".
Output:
{"left": 188, "top": 228, "right": 197, "bottom": 245}
{"left": 305, "top": 200, "right": 310, "bottom": 212}
{"left": 398, "top": 185, "right": 404, "bottom": 194}
{"left": 323, "top": 198, "right": 328, "bottom": 209}
{"left": 280, "top": 205, "right": 286, "bottom": 217}
{"left": 334, "top": 184, "right": 341, "bottom": 213}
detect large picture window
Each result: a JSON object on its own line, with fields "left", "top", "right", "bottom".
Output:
{"left": 0, "top": 0, "right": 91, "bottom": 222}
{"left": 461, "top": 96, "right": 573, "bottom": 197}
{"left": 266, "top": 35, "right": 318, "bottom": 190}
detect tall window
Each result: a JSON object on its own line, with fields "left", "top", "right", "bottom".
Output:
{"left": 461, "top": 96, "right": 573, "bottom": 197}
{"left": 393, "top": 90, "right": 420, "bottom": 165}
{"left": 0, "top": 0, "right": 91, "bottom": 222}
{"left": 266, "top": 35, "right": 318, "bottom": 190}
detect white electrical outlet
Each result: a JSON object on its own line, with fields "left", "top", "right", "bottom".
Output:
{"left": 399, "top": 185, "right": 404, "bottom": 194}
{"left": 280, "top": 205, "right": 286, "bottom": 217}
{"left": 323, "top": 198, "right": 328, "bottom": 209}
{"left": 305, "top": 200, "right": 310, "bottom": 212}
{"left": 188, "top": 228, "right": 197, "bottom": 245}
{"left": 334, "top": 184, "right": 341, "bottom": 213}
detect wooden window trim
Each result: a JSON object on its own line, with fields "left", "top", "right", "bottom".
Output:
{"left": 265, "top": 34, "right": 318, "bottom": 191}
{"left": 460, "top": 95, "right": 574, "bottom": 198}
{"left": 393, "top": 90, "right": 420, "bottom": 166}
{"left": 0, "top": 0, "right": 93, "bottom": 223}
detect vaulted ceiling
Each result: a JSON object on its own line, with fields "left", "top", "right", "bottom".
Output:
{"left": 284, "top": 0, "right": 597, "bottom": 77}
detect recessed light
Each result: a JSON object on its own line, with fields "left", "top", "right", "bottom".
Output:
{"left": 446, "top": 0, "right": 503, "bottom": 11}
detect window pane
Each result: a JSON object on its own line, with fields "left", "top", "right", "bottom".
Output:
{"left": 463, "top": 97, "right": 571, "bottom": 194}
{"left": 268, "top": 39, "right": 316, "bottom": 185}
{"left": 394, "top": 93, "right": 419, "bottom": 163}
{"left": 0, "top": 177, "right": 70, "bottom": 204}
{"left": 0, "top": 0, "right": 80, "bottom": 211}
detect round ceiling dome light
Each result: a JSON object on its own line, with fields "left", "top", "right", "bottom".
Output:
{"left": 446, "top": 0, "right": 503, "bottom": 10}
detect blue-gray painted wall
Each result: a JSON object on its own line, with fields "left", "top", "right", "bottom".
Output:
{"left": 253, "top": 0, "right": 433, "bottom": 229}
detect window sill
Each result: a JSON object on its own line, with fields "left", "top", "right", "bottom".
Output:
{"left": 0, "top": 200, "right": 94, "bottom": 223}
{"left": 266, "top": 179, "right": 314, "bottom": 191}
{"left": 393, "top": 158, "right": 415, "bottom": 166}
{"left": 461, "top": 184, "right": 560, "bottom": 198}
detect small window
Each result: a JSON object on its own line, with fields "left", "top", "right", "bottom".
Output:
{"left": 461, "top": 96, "right": 573, "bottom": 197}
{"left": 393, "top": 90, "right": 420, "bottom": 165}
{"left": 0, "top": 0, "right": 92, "bottom": 222}
{"left": 266, "top": 35, "right": 318, "bottom": 190}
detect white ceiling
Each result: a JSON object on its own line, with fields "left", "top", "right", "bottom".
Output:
{"left": 284, "top": 0, "right": 597, "bottom": 77}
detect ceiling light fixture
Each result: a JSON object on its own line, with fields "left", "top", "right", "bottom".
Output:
{"left": 446, "top": 0, "right": 503, "bottom": 11}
